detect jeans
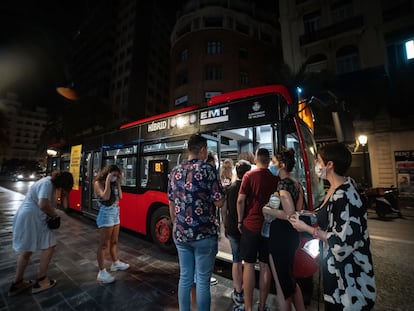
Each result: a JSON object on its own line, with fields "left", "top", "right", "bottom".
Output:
{"left": 174, "top": 235, "right": 218, "bottom": 311}
{"left": 96, "top": 204, "right": 120, "bottom": 228}
{"left": 227, "top": 234, "right": 242, "bottom": 263}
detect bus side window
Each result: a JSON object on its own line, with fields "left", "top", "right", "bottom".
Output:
{"left": 147, "top": 160, "right": 169, "bottom": 192}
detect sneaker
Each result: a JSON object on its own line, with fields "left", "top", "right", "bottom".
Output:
{"left": 232, "top": 304, "right": 245, "bottom": 311}
{"left": 232, "top": 289, "right": 244, "bottom": 305}
{"left": 210, "top": 277, "right": 218, "bottom": 286}
{"left": 110, "top": 260, "right": 130, "bottom": 272}
{"left": 97, "top": 269, "right": 115, "bottom": 283}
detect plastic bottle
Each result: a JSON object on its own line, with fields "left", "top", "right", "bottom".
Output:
{"left": 261, "top": 192, "right": 280, "bottom": 237}
{"left": 269, "top": 192, "right": 281, "bottom": 209}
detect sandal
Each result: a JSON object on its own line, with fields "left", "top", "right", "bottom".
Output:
{"left": 8, "top": 279, "right": 34, "bottom": 297}
{"left": 31, "top": 276, "right": 57, "bottom": 294}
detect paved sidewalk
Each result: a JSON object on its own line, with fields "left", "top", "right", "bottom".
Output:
{"left": 0, "top": 186, "right": 322, "bottom": 310}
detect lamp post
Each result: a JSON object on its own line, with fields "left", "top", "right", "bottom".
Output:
{"left": 358, "top": 134, "right": 369, "bottom": 188}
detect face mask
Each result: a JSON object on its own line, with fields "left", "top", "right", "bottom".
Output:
{"left": 111, "top": 176, "right": 117, "bottom": 182}
{"left": 315, "top": 163, "right": 326, "bottom": 179}
{"left": 269, "top": 165, "right": 279, "bottom": 176}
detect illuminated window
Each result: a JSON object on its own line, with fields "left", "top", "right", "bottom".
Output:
{"left": 405, "top": 40, "right": 414, "bottom": 60}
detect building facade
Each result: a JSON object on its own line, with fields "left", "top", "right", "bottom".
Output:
{"left": 71, "top": 0, "right": 172, "bottom": 128}
{"left": 0, "top": 93, "right": 48, "bottom": 168}
{"left": 278, "top": 0, "right": 414, "bottom": 189}
{"left": 169, "top": 0, "right": 281, "bottom": 108}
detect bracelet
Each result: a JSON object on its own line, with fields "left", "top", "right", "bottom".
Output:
{"left": 312, "top": 226, "right": 320, "bottom": 239}
{"left": 238, "top": 221, "right": 242, "bottom": 224}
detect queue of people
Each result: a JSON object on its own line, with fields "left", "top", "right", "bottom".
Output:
{"left": 9, "top": 137, "right": 376, "bottom": 311}
{"left": 174, "top": 140, "right": 376, "bottom": 311}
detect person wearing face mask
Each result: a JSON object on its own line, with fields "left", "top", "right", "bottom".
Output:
{"left": 289, "top": 143, "right": 376, "bottom": 311}
{"left": 263, "top": 149, "right": 305, "bottom": 311}
{"left": 94, "top": 164, "right": 129, "bottom": 283}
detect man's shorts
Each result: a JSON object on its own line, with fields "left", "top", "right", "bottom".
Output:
{"left": 96, "top": 205, "right": 120, "bottom": 228}
{"left": 240, "top": 226, "right": 269, "bottom": 264}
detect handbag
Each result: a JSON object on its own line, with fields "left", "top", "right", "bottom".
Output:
{"left": 293, "top": 234, "right": 319, "bottom": 278}
{"left": 46, "top": 216, "right": 61, "bottom": 229}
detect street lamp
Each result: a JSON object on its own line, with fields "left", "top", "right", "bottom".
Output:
{"left": 56, "top": 86, "right": 77, "bottom": 101}
{"left": 358, "top": 134, "right": 369, "bottom": 188}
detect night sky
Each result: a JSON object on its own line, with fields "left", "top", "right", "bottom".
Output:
{"left": 0, "top": 0, "right": 277, "bottom": 111}
{"left": 0, "top": 0, "right": 89, "bottom": 110}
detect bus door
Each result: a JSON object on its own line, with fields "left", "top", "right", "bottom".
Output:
{"left": 81, "top": 150, "right": 101, "bottom": 218}
{"left": 203, "top": 134, "right": 220, "bottom": 166}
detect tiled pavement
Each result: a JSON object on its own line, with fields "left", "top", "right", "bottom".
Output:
{"left": 0, "top": 186, "right": 321, "bottom": 310}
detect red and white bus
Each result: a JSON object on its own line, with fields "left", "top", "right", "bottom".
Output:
{"left": 47, "top": 84, "right": 324, "bottom": 258}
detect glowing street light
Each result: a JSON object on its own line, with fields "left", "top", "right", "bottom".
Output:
{"left": 358, "top": 134, "right": 369, "bottom": 187}
{"left": 47, "top": 149, "right": 58, "bottom": 156}
{"left": 358, "top": 134, "right": 368, "bottom": 146}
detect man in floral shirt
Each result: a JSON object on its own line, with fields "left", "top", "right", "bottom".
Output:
{"left": 168, "top": 134, "right": 225, "bottom": 311}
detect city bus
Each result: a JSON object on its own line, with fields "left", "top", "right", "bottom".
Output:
{"left": 47, "top": 84, "right": 324, "bottom": 259}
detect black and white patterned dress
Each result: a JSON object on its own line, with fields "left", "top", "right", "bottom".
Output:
{"left": 318, "top": 177, "right": 376, "bottom": 310}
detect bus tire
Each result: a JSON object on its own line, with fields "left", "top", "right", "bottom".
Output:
{"left": 150, "top": 206, "right": 176, "bottom": 254}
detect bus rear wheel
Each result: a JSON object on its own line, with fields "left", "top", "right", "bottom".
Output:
{"left": 150, "top": 206, "right": 176, "bottom": 254}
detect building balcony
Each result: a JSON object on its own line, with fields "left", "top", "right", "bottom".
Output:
{"left": 299, "top": 15, "right": 364, "bottom": 46}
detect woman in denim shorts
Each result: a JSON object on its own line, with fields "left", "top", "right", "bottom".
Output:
{"left": 94, "top": 165, "right": 130, "bottom": 283}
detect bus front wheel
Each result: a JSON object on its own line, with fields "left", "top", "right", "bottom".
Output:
{"left": 150, "top": 206, "right": 176, "bottom": 254}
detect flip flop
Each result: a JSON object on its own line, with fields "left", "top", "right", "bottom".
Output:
{"left": 31, "top": 277, "right": 57, "bottom": 294}
{"left": 8, "top": 280, "right": 34, "bottom": 297}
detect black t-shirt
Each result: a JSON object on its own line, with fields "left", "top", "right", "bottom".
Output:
{"left": 225, "top": 180, "right": 242, "bottom": 237}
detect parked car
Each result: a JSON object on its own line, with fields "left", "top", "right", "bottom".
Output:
{"left": 12, "top": 171, "right": 41, "bottom": 181}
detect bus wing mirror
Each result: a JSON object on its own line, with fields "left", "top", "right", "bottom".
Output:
{"left": 332, "top": 111, "right": 355, "bottom": 144}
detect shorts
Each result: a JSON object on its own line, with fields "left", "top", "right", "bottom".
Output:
{"left": 240, "top": 226, "right": 269, "bottom": 264}
{"left": 96, "top": 204, "right": 120, "bottom": 228}
{"left": 227, "top": 234, "right": 242, "bottom": 263}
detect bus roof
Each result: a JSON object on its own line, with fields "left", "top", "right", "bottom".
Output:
{"left": 120, "top": 84, "right": 293, "bottom": 130}
{"left": 207, "top": 84, "right": 292, "bottom": 106}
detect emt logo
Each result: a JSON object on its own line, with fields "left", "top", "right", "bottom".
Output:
{"left": 200, "top": 107, "right": 229, "bottom": 125}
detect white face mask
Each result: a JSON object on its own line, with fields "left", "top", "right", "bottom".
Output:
{"left": 315, "top": 162, "right": 327, "bottom": 179}
{"left": 111, "top": 176, "right": 118, "bottom": 182}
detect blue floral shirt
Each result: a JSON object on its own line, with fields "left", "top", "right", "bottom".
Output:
{"left": 168, "top": 159, "right": 226, "bottom": 243}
